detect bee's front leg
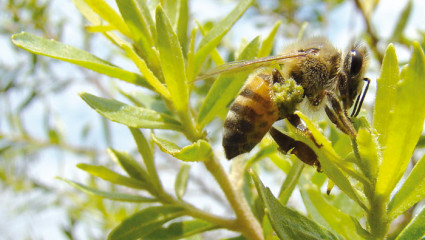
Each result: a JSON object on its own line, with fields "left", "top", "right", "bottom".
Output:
{"left": 269, "top": 127, "right": 321, "bottom": 171}
{"left": 325, "top": 91, "right": 357, "bottom": 137}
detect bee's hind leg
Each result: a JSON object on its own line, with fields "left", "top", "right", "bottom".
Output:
{"left": 269, "top": 127, "right": 321, "bottom": 171}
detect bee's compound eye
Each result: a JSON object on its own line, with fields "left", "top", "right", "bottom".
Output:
{"left": 350, "top": 50, "right": 363, "bottom": 75}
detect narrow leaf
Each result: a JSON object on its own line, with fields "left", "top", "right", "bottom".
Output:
{"left": 116, "top": 0, "right": 162, "bottom": 80}
{"left": 356, "top": 128, "right": 380, "bottom": 180}
{"left": 391, "top": 0, "right": 412, "bottom": 41}
{"left": 108, "top": 206, "right": 185, "bottom": 240}
{"left": 300, "top": 179, "right": 362, "bottom": 240}
{"left": 80, "top": 93, "right": 182, "bottom": 131}
{"left": 107, "top": 148, "right": 149, "bottom": 182}
{"left": 175, "top": 164, "right": 191, "bottom": 199}
{"left": 197, "top": 36, "right": 261, "bottom": 127}
{"left": 251, "top": 171, "right": 342, "bottom": 240}
{"left": 122, "top": 44, "right": 170, "bottom": 99}
{"left": 278, "top": 159, "right": 304, "bottom": 205}
{"left": 373, "top": 44, "right": 399, "bottom": 145}
{"left": 156, "top": 6, "right": 188, "bottom": 112}
{"left": 129, "top": 128, "right": 161, "bottom": 189}
{"left": 59, "top": 178, "right": 156, "bottom": 202}
{"left": 395, "top": 205, "right": 425, "bottom": 240}
{"left": 83, "top": 0, "right": 131, "bottom": 37}
{"left": 258, "top": 21, "right": 281, "bottom": 58}
{"left": 11, "top": 32, "right": 150, "bottom": 88}
{"left": 190, "top": 0, "right": 253, "bottom": 79}
{"left": 144, "top": 220, "right": 217, "bottom": 240}
{"left": 77, "top": 163, "right": 147, "bottom": 189}
{"left": 177, "top": 0, "right": 189, "bottom": 54}
{"left": 388, "top": 153, "right": 425, "bottom": 220}
{"left": 152, "top": 135, "right": 212, "bottom": 162}
{"left": 376, "top": 42, "right": 425, "bottom": 197}
{"left": 295, "top": 112, "right": 368, "bottom": 210}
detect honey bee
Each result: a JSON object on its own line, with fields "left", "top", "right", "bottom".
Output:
{"left": 199, "top": 37, "right": 370, "bottom": 168}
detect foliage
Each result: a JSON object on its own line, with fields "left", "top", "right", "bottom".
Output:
{"left": 6, "top": 0, "right": 425, "bottom": 239}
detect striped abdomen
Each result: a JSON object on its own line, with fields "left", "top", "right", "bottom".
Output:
{"left": 223, "top": 73, "right": 279, "bottom": 159}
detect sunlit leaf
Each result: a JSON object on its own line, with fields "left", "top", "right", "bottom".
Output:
{"left": 395, "top": 205, "right": 425, "bottom": 240}
{"left": 80, "top": 93, "right": 182, "bottom": 131}
{"left": 294, "top": 112, "right": 368, "bottom": 210}
{"left": 388, "top": 153, "right": 425, "bottom": 220}
{"left": 152, "top": 135, "right": 212, "bottom": 162}
{"left": 300, "top": 178, "right": 362, "bottom": 240}
{"left": 375, "top": 42, "right": 425, "bottom": 197}
{"left": 156, "top": 6, "right": 188, "bottom": 112}
{"left": 83, "top": 0, "right": 131, "bottom": 37}
{"left": 258, "top": 21, "right": 281, "bottom": 58}
{"left": 144, "top": 220, "right": 217, "bottom": 240}
{"left": 77, "top": 163, "right": 148, "bottom": 189}
{"left": 190, "top": 0, "right": 253, "bottom": 79}
{"left": 197, "top": 36, "right": 261, "bottom": 127}
{"left": 107, "top": 148, "right": 149, "bottom": 182}
{"left": 373, "top": 44, "right": 399, "bottom": 145}
{"left": 356, "top": 128, "right": 380, "bottom": 180}
{"left": 175, "top": 164, "right": 191, "bottom": 199}
{"left": 11, "top": 32, "right": 150, "bottom": 88}
{"left": 108, "top": 205, "right": 185, "bottom": 240}
{"left": 251, "top": 171, "right": 342, "bottom": 240}
{"left": 59, "top": 178, "right": 156, "bottom": 202}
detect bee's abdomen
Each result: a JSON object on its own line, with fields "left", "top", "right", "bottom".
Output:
{"left": 223, "top": 75, "right": 279, "bottom": 159}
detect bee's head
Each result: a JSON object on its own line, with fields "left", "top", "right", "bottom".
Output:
{"left": 339, "top": 42, "right": 369, "bottom": 111}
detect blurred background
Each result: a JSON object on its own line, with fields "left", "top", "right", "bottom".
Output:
{"left": 1, "top": 0, "right": 424, "bottom": 239}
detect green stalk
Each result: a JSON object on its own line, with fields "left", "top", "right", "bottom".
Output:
{"left": 367, "top": 194, "right": 390, "bottom": 239}
{"left": 204, "top": 156, "right": 264, "bottom": 240}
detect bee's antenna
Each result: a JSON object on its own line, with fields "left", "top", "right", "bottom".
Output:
{"left": 351, "top": 78, "right": 370, "bottom": 117}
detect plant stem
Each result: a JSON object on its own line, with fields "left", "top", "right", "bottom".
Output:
{"left": 367, "top": 194, "right": 390, "bottom": 239}
{"left": 204, "top": 156, "right": 264, "bottom": 240}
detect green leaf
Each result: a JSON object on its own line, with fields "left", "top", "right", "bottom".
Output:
{"left": 107, "top": 148, "right": 149, "bottom": 182}
{"left": 373, "top": 44, "right": 400, "bottom": 146}
{"left": 294, "top": 112, "right": 368, "bottom": 211}
{"left": 77, "top": 163, "right": 148, "bottom": 189}
{"left": 129, "top": 128, "right": 162, "bottom": 189}
{"left": 391, "top": 0, "right": 412, "bottom": 41}
{"left": 258, "top": 21, "right": 281, "bottom": 58}
{"left": 197, "top": 36, "right": 261, "bottom": 127}
{"left": 152, "top": 135, "right": 212, "bottom": 162}
{"left": 251, "top": 171, "right": 342, "bottom": 240}
{"left": 156, "top": 6, "right": 188, "bottom": 112}
{"left": 395, "top": 205, "right": 425, "bottom": 240}
{"left": 116, "top": 0, "right": 162, "bottom": 82}
{"left": 175, "top": 164, "right": 191, "bottom": 199}
{"left": 116, "top": 0, "right": 154, "bottom": 47}
{"left": 59, "top": 178, "right": 156, "bottom": 202}
{"left": 135, "top": 0, "right": 156, "bottom": 41}
{"left": 108, "top": 205, "right": 185, "bottom": 240}
{"left": 11, "top": 32, "right": 150, "bottom": 88}
{"left": 122, "top": 44, "right": 170, "bottom": 99}
{"left": 80, "top": 92, "right": 182, "bottom": 131}
{"left": 144, "top": 220, "right": 217, "bottom": 240}
{"left": 356, "top": 128, "right": 380, "bottom": 180}
{"left": 277, "top": 160, "right": 304, "bottom": 205}
{"left": 177, "top": 0, "right": 189, "bottom": 55}
{"left": 83, "top": 0, "right": 131, "bottom": 37}
{"left": 299, "top": 178, "right": 362, "bottom": 240}
{"left": 388, "top": 153, "right": 425, "bottom": 220}
{"left": 190, "top": 0, "right": 253, "bottom": 79}
{"left": 375, "top": 42, "right": 425, "bottom": 197}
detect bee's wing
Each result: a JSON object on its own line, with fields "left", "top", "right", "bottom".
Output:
{"left": 195, "top": 51, "right": 309, "bottom": 81}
